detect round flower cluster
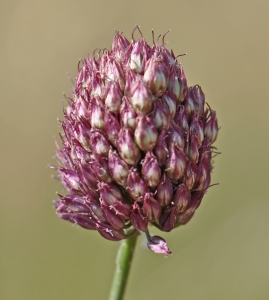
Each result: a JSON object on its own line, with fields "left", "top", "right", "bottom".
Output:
{"left": 53, "top": 27, "right": 218, "bottom": 255}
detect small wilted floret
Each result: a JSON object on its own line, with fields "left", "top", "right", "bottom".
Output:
{"left": 52, "top": 26, "right": 219, "bottom": 256}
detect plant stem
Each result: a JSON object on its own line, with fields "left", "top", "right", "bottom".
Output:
{"left": 108, "top": 232, "right": 139, "bottom": 300}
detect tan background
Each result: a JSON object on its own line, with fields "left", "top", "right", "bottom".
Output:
{"left": 1, "top": 0, "right": 269, "bottom": 299}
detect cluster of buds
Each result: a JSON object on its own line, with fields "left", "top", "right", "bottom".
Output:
{"left": 52, "top": 27, "right": 218, "bottom": 256}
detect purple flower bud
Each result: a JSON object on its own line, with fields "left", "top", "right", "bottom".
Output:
{"left": 59, "top": 194, "right": 89, "bottom": 213}
{"left": 72, "top": 122, "right": 91, "bottom": 152}
{"left": 90, "top": 154, "right": 112, "bottom": 183}
{"left": 204, "top": 110, "right": 218, "bottom": 145}
{"left": 185, "top": 89, "right": 195, "bottom": 117}
{"left": 156, "top": 173, "right": 173, "bottom": 207}
{"left": 144, "top": 53, "right": 169, "bottom": 96}
{"left": 117, "top": 128, "right": 141, "bottom": 165}
{"left": 172, "top": 183, "right": 191, "bottom": 213}
{"left": 97, "top": 224, "right": 126, "bottom": 241}
{"left": 105, "top": 83, "right": 122, "bottom": 113}
{"left": 188, "top": 134, "right": 199, "bottom": 163}
{"left": 167, "top": 65, "right": 181, "bottom": 100}
{"left": 90, "top": 96, "right": 105, "bottom": 130}
{"left": 134, "top": 114, "right": 158, "bottom": 152}
{"left": 190, "top": 114, "right": 204, "bottom": 148}
{"left": 184, "top": 160, "right": 198, "bottom": 190}
{"left": 104, "top": 110, "right": 121, "bottom": 147}
{"left": 101, "top": 204, "right": 125, "bottom": 230}
{"left": 152, "top": 98, "right": 171, "bottom": 131}
{"left": 167, "top": 122, "right": 185, "bottom": 149}
{"left": 142, "top": 193, "right": 161, "bottom": 221}
{"left": 141, "top": 152, "right": 161, "bottom": 188}
{"left": 60, "top": 212, "right": 96, "bottom": 230}
{"left": 120, "top": 96, "right": 137, "bottom": 132}
{"left": 127, "top": 168, "right": 148, "bottom": 201}
{"left": 191, "top": 85, "right": 205, "bottom": 116}
{"left": 147, "top": 235, "right": 172, "bottom": 257}
{"left": 174, "top": 105, "right": 189, "bottom": 132}
{"left": 194, "top": 147, "right": 211, "bottom": 191}
{"left": 177, "top": 212, "right": 194, "bottom": 225}
{"left": 178, "top": 64, "right": 187, "bottom": 102}
{"left": 162, "top": 91, "right": 177, "bottom": 118}
{"left": 58, "top": 167, "right": 82, "bottom": 193}
{"left": 91, "top": 72, "right": 107, "bottom": 100}
{"left": 79, "top": 161, "right": 98, "bottom": 190}
{"left": 182, "top": 190, "right": 204, "bottom": 217}
{"left": 110, "top": 200, "right": 131, "bottom": 219}
{"left": 89, "top": 129, "right": 110, "bottom": 157}
{"left": 153, "top": 129, "right": 168, "bottom": 165}
{"left": 108, "top": 149, "right": 129, "bottom": 187}
{"left": 130, "top": 80, "right": 153, "bottom": 114}
{"left": 159, "top": 206, "right": 177, "bottom": 232}
{"left": 165, "top": 144, "right": 187, "bottom": 181}
{"left": 129, "top": 39, "right": 151, "bottom": 74}
{"left": 98, "top": 182, "right": 124, "bottom": 205}
{"left": 130, "top": 202, "right": 148, "bottom": 231}
{"left": 87, "top": 200, "right": 107, "bottom": 223}
{"left": 124, "top": 68, "right": 137, "bottom": 96}
{"left": 112, "top": 32, "right": 130, "bottom": 61}
{"left": 74, "top": 95, "right": 88, "bottom": 120}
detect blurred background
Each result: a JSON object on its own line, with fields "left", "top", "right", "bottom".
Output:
{"left": 1, "top": 0, "right": 269, "bottom": 299}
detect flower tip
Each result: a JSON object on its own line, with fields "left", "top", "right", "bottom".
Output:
{"left": 147, "top": 235, "right": 172, "bottom": 257}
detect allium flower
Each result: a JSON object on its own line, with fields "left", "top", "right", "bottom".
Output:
{"left": 52, "top": 26, "right": 218, "bottom": 256}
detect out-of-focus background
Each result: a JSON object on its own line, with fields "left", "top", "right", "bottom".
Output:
{"left": 1, "top": 0, "right": 269, "bottom": 299}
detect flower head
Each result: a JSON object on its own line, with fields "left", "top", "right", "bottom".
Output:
{"left": 52, "top": 26, "right": 219, "bottom": 256}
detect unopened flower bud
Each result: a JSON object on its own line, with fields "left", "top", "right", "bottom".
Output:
{"left": 129, "top": 39, "right": 151, "bottom": 74}
{"left": 120, "top": 96, "right": 137, "bottom": 131}
{"left": 190, "top": 114, "right": 204, "bottom": 148}
{"left": 184, "top": 160, "right": 198, "bottom": 190}
{"left": 127, "top": 168, "right": 148, "bottom": 201}
{"left": 101, "top": 204, "right": 125, "bottom": 230}
{"left": 156, "top": 173, "right": 173, "bottom": 207}
{"left": 147, "top": 235, "right": 172, "bottom": 257}
{"left": 130, "top": 80, "right": 153, "bottom": 114}
{"left": 159, "top": 206, "right": 177, "bottom": 232}
{"left": 165, "top": 144, "right": 187, "bottom": 181}
{"left": 141, "top": 152, "right": 161, "bottom": 188}
{"left": 172, "top": 183, "right": 191, "bottom": 213}
{"left": 142, "top": 193, "right": 161, "bottom": 221}
{"left": 152, "top": 98, "right": 171, "bottom": 131}
{"left": 90, "top": 154, "right": 112, "bottom": 183}
{"left": 167, "top": 66, "right": 181, "bottom": 100}
{"left": 105, "top": 83, "right": 122, "bottom": 113}
{"left": 162, "top": 91, "right": 177, "bottom": 118}
{"left": 98, "top": 182, "right": 124, "bottom": 205}
{"left": 104, "top": 110, "right": 121, "bottom": 147}
{"left": 117, "top": 128, "right": 141, "bottom": 165}
{"left": 153, "top": 129, "right": 168, "bottom": 166}
{"left": 90, "top": 96, "right": 105, "bottom": 130}
{"left": 167, "top": 122, "right": 185, "bottom": 149}
{"left": 130, "top": 202, "right": 148, "bottom": 231}
{"left": 191, "top": 85, "right": 205, "bottom": 116}
{"left": 188, "top": 134, "right": 199, "bottom": 163}
{"left": 204, "top": 110, "right": 218, "bottom": 145}
{"left": 144, "top": 53, "right": 169, "bottom": 96}
{"left": 135, "top": 114, "right": 158, "bottom": 152}
{"left": 89, "top": 129, "right": 110, "bottom": 157}
{"left": 108, "top": 149, "right": 129, "bottom": 187}
{"left": 112, "top": 31, "right": 130, "bottom": 61}
{"left": 97, "top": 224, "right": 126, "bottom": 241}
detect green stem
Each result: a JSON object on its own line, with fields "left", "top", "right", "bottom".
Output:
{"left": 108, "top": 232, "right": 139, "bottom": 300}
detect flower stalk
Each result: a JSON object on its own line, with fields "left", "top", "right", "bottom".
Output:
{"left": 108, "top": 232, "right": 139, "bottom": 300}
